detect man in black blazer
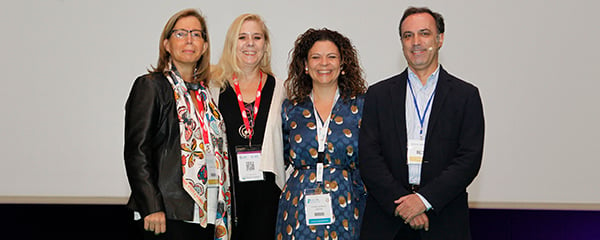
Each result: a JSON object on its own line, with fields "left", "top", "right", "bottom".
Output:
{"left": 359, "top": 7, "right": 485, "bottom": 240}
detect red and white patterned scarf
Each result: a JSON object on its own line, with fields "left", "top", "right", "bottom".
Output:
{"left": 165, "top": 63, "right": 231, "bottom": 239}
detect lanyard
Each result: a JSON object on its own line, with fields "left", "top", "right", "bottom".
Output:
{"left": 407, "top": 79, "right": 435, "bottom": 138}
{"left": 232, "top": 71, "right": 263, "bottom": 144}
{"left": 189, "top": 86, "right": 211, "bottom": 149}
{"left": 311, "top": 89, "right": 340, "bottom": 153}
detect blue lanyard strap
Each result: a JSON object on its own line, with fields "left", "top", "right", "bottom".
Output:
{"left": 407, "top": 79, "right": 435, "bottom": 136}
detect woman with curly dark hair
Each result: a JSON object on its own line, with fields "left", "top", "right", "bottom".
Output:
{"left": 275, "top": 28, "right": 368, "bottom": 240}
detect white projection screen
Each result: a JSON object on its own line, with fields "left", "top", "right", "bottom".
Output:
{"left": 1, "top": 0, "right": 599, "bottom": 210}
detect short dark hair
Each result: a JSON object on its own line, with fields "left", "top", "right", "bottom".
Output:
{"left": 398, "top": 7, "right": 445, "bottom": 37}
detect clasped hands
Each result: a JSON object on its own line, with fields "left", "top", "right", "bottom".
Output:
{"left": 394, "top": 194, "right": 429, "bottom": 231}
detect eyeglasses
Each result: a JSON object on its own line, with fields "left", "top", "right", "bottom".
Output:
{"left": 170, "top": 29, "right": 206, "bottom": 40}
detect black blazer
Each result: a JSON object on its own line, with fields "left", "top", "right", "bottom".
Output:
{"left": 359, "top": 66, "right": 485, "bottom": 240}
{"left": 124, "top": 72, "right": 195, "bottom": 221}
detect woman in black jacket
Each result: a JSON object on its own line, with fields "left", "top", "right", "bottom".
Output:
{"left": 124, "top": 8, "right": 230, "bottom": 240}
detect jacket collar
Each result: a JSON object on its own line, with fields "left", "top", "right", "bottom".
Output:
{"left": 388, "top": 65, "right": 452, "bottom": 145}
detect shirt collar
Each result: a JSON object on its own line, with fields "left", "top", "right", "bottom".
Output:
{"left": 407, "top": 65, "right": 440, "bottom": 90}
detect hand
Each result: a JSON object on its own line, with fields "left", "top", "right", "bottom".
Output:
{"left": 144, "top": 211, "right": 166, "bottom": 235}
{"left": 394, "top": 194, "right": 426, "bottom": 223}
{"left": 408, "top": 213, "right": 429, "bottom": 231}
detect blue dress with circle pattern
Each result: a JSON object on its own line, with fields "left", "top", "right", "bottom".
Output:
{"left": 275, "top": 95, "right": 367, "bottom": 240}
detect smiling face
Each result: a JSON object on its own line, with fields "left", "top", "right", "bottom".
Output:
{"left": 163, "top": 16, "right": 207, "bottom": 70}
{"left": 306, "top": 40, "right": 341, "bottom": 88}
{"left": 400, "top": 12, "right": 444, "bottom": 74}
{"left": 236, "top": 20, "right": 265, "bottom": 69}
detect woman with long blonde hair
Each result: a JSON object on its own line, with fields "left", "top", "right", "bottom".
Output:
{"left": 211, "top": 13, "right": 285, "bottom": 240}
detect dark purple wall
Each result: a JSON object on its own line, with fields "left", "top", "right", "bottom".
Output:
{"left": 2, "top": 204, "right": 599, "bottom": 239}
{"left": 470, "top": 208, "right": 600, "bottom": 240}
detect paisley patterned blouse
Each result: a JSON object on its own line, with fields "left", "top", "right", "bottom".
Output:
{"left": 275, "top": 95, "right": 367, "bottom": 240}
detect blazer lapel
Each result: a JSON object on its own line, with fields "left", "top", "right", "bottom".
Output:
{"left": 390, "top": 70, "right": 409, "bottom": 151}
{"left": 426, "top": 66, "right": 450, "bottom": 143}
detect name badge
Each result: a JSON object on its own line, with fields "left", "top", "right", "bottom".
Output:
{"left": 407, "top": 139, "right": 425, "bottom": 164}
{"left": 235, "top": 145, "right": 264, "bottom": 182}
{"left": 304, "top": 188, "right": 334, "bottom": 226}
{"left": 205, "top": 152, "right": 218, "bottom": 224}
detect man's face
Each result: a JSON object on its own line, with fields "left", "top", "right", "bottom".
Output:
{"left": 400, "top": 13, "right": 444, "bottom": 73}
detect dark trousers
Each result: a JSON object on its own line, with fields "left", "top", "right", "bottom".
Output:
{"left": 394, "top": 226, "right": 421, "bottom": 240}
{"left": 134, "top": 219, "right": 214, "bottom": 240}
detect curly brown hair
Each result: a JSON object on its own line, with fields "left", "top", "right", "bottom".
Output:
{"left": 285, "top": 28, "right": 367, "bottom": 103}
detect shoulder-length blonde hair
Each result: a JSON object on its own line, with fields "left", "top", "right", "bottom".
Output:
{"left": 150, "top": 8, "right": 211, "bottom": 85}
{"left": 212, "top": 13, "right": 273, "bottom": 88}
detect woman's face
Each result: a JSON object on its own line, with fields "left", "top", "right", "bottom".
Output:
{"left": 236, "top": 20, "right": 265, "bottom": 69}
{"left": 306, "top": 40, "right": 341, "bottom": 87}
{"left": 163, "top": 16, "right": 207, "bottom": 69}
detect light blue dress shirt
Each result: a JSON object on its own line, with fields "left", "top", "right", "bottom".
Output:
{"left": 405, "top": 65, "right": 440, "bottom": 210}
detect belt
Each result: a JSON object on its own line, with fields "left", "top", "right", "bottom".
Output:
{"left": 410, "top": 184, "right": 420, "bottom": 192}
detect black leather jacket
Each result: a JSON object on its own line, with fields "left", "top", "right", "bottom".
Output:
{"left": 124, "top": 72, "right": 195, "bottom": 221}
